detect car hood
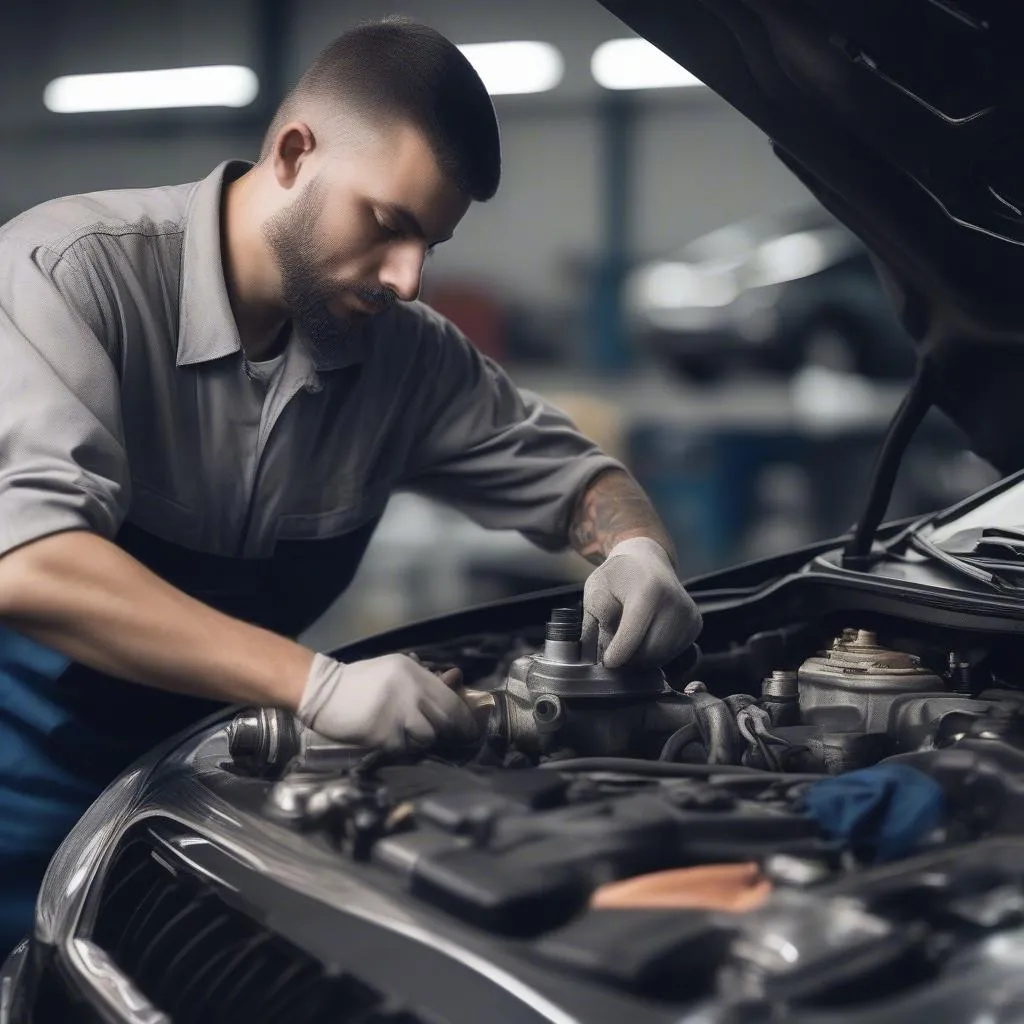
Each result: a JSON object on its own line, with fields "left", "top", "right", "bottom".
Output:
{"left": 597, "top": 0, "right": 1024, "bottom": 474}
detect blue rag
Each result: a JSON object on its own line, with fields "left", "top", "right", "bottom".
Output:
{"left": 800, "top": 763, "right": 946, "bottom": 863}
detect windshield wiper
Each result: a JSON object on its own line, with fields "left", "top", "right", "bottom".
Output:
{"left": 909, "top": 532, "right": 1020, "bottom": 593}
{"left": 971, "top": 527, "right": 1024, "bottom": 560}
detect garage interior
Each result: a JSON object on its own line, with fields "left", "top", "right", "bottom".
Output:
{"left": 1, "top": 0, "right": 993, "bottom": 650}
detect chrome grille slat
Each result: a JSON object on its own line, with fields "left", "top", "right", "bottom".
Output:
{"left": 84, "top": 835, "right": 428, "bottom": 1024}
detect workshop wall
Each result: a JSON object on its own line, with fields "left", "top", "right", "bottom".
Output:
{"left": 0, "top": 0, "right": 811, "bottom": 319}
{"left": 1, "top": 106, "right": 809, "bottom": 320}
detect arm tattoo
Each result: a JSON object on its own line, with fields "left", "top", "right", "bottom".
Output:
{"left": 569, "top": 469, "right": 678, "bottom": 567}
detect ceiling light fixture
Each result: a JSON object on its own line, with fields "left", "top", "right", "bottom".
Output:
{"left": 43, "top": 65, "right": 259, "bottom": 113}
{"left": 458, "top": 41, "right": 564, "bottom": 96}
{"left": 591, "top": 38, "right": 705, "bottom": 90}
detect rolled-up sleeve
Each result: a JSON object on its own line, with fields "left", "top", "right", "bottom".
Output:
{"left": 402, "top": 312, "right": 625, "bottom": 551}
{"left": 0, "top": 240, "right": 130, "bottom": 558}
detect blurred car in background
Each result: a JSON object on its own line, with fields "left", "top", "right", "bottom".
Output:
{"left": 625, "top": 206, "right": 917, "bottom": 382}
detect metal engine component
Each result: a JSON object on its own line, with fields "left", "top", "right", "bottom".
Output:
{"left": 228, "top": 707, "right": 300, "bottom": 777}
{"left": 228, "top": 707, "right": 366, "bottom": 778}
{"left": 465, "top": 607, "right": 695, "bottom": 759}
{"left": 761, "top": 670, "right": 800, "bottom": 727}
{"left": 798, "top": 629, "right": 946, "bottom": 734}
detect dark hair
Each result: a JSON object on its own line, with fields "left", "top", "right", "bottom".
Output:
{"left": 261, "top": 16, "right": 501, "bottom": 201}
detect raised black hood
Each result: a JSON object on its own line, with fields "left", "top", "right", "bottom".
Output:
{"left": 598, "top": 0, "right": 1024, "bottom": 474}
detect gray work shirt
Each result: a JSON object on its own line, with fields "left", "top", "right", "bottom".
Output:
{"left": 0, "top": 160, "right": 622, "bottom": 630}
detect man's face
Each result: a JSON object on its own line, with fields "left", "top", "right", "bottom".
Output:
{"left": 262, "top": 121, "right": 471, "bottom": 353}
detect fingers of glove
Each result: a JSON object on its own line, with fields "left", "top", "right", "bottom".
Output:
{"left": 602, "top": 587, "right": 658, "bottom": 668}
{"left": 581, "top": 611, "right": 605, "bottom": 662}
{"left": 583, "top": 581, "right": 623, "bottom": 653}
{"left": 435, "top": 668, "right": 478, "bottom": 739}
{"left": 606, "top": 591, "right": 704, "bottom": 669}
{"left": 439, "top": 667, "right": 464, "bottom": 689}
{"left": 399, "top": 711, "right": 437, "bottom": 752}
{"left": 632, "top": 601, "right": 700, "bottom": 666}
{"left": 411, "top": 664, "right": 480, "bottom": 740}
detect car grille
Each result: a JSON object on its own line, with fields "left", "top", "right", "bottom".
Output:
{"left": 87, "top": 837, "right": 429, "bottom": 1024}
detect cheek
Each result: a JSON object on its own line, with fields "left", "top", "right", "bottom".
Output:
{"left": 316, "top": 205, "right": 379, "bottom": 264}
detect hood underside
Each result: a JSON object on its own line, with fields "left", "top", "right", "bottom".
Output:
{"left": 597, "top": 0, "right": 1024, "bottom": 473}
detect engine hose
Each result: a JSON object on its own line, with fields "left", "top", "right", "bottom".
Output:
{"left": 689, "top": 691, "right": 743, "bottom": 765}
{"left": 736, "top": 706, "right": 782, "bottom": 772}
{"left": 724, "top": 693, "right": 760, "bottom": 717}
{"left": 659, "top": 723, "right": 700, "bottom": 762}
{"left": 536, "top": 756, "right": 825, "bottom": 781}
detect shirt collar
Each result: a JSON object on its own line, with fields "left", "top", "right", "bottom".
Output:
{"left": 176, "top": 159, "right": 367, "bottom": 374}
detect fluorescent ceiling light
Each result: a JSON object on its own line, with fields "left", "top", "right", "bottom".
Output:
{"left": 44, "top": 65, "right": 259, "bottom": 113}
{"left": 592, "top": 38, "right": 705, "bottom": 90}
{"left": 458, "top": 41, "right": 563, "bottom": 96}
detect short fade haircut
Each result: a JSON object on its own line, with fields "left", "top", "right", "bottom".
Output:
{"left": 260, "top": 16, "right": 501, "bottom": 202}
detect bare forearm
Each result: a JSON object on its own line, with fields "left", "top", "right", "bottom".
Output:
{"left": 0, "top": 531, "right": 311, "bottom": 709}
{"left": 569, "top": 469, "right": 678, "bottom": 567}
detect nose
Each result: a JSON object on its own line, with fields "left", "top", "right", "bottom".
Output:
{"left": 379, "top": 241, "right": 426, "bottom": 303}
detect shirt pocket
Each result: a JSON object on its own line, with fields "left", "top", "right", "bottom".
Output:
{"left": 275, "top": 474, "right": 393, "bottom": 541}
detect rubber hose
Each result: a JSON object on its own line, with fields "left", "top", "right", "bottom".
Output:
{"left": 659, "top": 723, "right": 700, "bottom": 762}
{"left": 689, "top": 691, "right": 743, "bottom": 765}
{"left": 536, "top": 756, "right": 825, "bottom": 781}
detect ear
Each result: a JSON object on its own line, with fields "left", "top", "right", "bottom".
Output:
{"left": 269, "top": 121, "right": 317, "bottom": 189}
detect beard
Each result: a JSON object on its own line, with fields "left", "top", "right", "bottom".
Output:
{"left": 260, "top": 175, "right": 396, "bottom": 357}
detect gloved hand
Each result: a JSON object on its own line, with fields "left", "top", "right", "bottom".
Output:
{"left": 582, "top": 537, "right": 702, "bottom": 668}
{"left": 297, "top": 652, "right": 479, "bottom": 751}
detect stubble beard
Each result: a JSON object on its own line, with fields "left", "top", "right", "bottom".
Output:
{"left": 261, "top": 175, "right": 394, "bottom": 357}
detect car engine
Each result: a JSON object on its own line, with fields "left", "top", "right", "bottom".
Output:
{"left": 31, "top": 606, "right": 1024, "bottom": 1024}
{"left": 228, "top": 606, "right": 1024, "bottom": 781}
{"left": 210, "top": 606, "right": 1024, "bottom": 963}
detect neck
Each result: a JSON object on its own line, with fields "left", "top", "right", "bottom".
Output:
{"left": 221, "top": 171, "right": 289, "bottom": 361}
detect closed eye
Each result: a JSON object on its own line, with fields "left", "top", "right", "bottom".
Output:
{"left": 373, "top": 202, "right": 451, "bottom": 254}
{"left": 375, "top": 214, "right": 402, "bottom": 239}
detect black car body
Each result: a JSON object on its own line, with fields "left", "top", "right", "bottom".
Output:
{"left": 9, "top": 1, "right": 1024, "bottom": 1021}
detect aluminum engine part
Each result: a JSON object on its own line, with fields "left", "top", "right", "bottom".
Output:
{"left": 467, "top": 607, "right": 695, "bottom": 759}
{"left": 798, "top": 629, "right": 946, "bottom": 734}
{"left": 229, "top": 707, "right": 366, "bottom": 778}
{"left": 761, "top": 670, "right": 800, "bottom": 727}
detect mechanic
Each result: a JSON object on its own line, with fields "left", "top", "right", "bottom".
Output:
{"left": 0, "top": 18, "right": 701, "bottom": 951}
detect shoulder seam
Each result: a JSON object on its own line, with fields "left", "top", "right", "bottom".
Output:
{"left": 43, "top": 226, "right": 186, "bottom": 271}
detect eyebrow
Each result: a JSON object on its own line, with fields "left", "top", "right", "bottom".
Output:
{"left": 378, "top": 202, "right": 454, "bottom": 246}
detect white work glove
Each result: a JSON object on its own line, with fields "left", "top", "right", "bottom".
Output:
{"left": 582, "top": 537, "right": 702, "bottom": 669}
{"left": 297, "top": 653, "right": 479, "bottom": 752}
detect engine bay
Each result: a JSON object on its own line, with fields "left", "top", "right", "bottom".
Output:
{"left": 199, "top": 608, "right": 1024, "bottom": 1018}
{"left": 230, "top": 606, "right": 1024, "bottom": 780}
